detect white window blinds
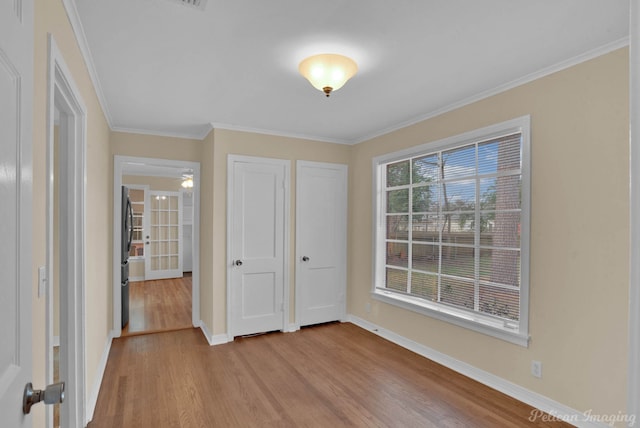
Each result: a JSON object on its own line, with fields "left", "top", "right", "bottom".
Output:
{"left": 373, "top": 117, "right": 530, "bottom": 345}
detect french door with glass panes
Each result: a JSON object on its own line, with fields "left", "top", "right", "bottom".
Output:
{"left": 145, "top": 190, "right": 183, "bottom": 280}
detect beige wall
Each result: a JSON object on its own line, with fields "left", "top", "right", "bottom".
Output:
{"left": 33, "top": 0, "right": 112, "bottom": 426}
{"left": 110, "top": 131, "right": 203, "bottom": 162}
{"left": 122, "top": 175, "right": 183, "bottom": 191}
{"left": 349, "top": 48, "right": 630, "bottom": 416}
{"left": 200, "top": 129, "right": 351, "bottom": 335}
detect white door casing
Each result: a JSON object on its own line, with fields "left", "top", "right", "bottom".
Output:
{"left": 46, "top": 35, "right": 87, "bottom": 427}
{"left": 296, "top": 161, "right": 348, "bottom": 327}
{"left": 113, "top": 156, "right": 202, "bottom": 335}
{"left": 228, "top": 155, "right": 290, "bottom": 337}
{"left": 0, "top": 0, "right": 33, "bottom": 426}
{"left": 144, "top": 190, "right": 183, "bottom": 280}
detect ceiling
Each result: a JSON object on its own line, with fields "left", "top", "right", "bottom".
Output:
{"left": 73, "top": 0, "right": 630, "bottom": 144}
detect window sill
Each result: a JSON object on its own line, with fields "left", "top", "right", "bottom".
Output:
{"left": 372, "top": 289, "right": 530, "bottom": 347}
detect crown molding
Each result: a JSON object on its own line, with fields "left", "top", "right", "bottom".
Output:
{"left": 354, "top": 36, "right": 630, "bottom": 145}
{"left": 111, "top": 124, "right": 212, "bottom": 141}
{"left": 61, "top": 0, "right": 113, "bottom": 127}
{"left": 209, "top": 122, "right": 353, "bottom": 145}
{"left": 112, "top": 122, "right": 353, "bottom": 145}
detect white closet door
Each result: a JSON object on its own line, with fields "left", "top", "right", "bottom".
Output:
{"left": 296, "top": 161, "right": 348, "bottom": 327}
{"left": 228, "top": 156, "right": 289, "bottom": 337}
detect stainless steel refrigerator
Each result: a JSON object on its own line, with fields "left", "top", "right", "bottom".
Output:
{"left": 121, "top": 186, "right": 133, "bottom": 328}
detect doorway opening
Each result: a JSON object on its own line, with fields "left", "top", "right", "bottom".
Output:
{"left": 113, "top": 156, "right": 201, "bottom": 337}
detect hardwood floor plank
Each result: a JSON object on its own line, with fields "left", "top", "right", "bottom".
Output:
{"left": 122, "top": 274, "right": 192, "bottom": 336}
{"left": 89, "top": 323, "right": 571, "bottom": 428}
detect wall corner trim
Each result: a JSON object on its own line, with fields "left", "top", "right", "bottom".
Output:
{"left": 198, "top": 321, "right": 231, "bottom": 346}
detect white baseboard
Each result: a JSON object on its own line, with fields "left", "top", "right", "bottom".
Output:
{"left": 211, "top": 333, "right": 231, "bottom": 345}
{"left": 347, "top": 315, "right": 610, "bottom": 428}
{"left": 197, "top": 321, "right": 231, "bottom": 346}
{"left": 86, "top": 331, "right": 114, "bottom": 424}
{"left": 128, "top": 276, "right": 145, "bottom": 282}
{"left": 198, "top": 322, "right": 301, "bottom": 344}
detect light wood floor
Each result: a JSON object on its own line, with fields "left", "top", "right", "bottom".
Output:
{"left": 89, "top": 322, "right": 569, "bottom": 427}
{"left": 122, "top": 274, "right": 192, "bottom": 336}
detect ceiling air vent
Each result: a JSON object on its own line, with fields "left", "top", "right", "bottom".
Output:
{"left": 166, "top": 0, "right": 208, "bottom": 11}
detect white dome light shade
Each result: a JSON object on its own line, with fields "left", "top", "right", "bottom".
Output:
{"left": 298, "top": 53, "right": 358, "bottom": 97}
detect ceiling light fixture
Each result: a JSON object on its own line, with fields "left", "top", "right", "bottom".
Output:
{"left": 298, "top": 53, "right": 358, "bottom": 97}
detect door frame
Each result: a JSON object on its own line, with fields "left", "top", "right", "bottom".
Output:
{"left": 46, "top": 34, "right": 87, "bottom": 428}
{"left": 113, "top": 156, "right": 201, "bottom": 335}
{"left": 294, "top": 161, "right": 348, "bottom": 329}
{"left": 226, "top": 155, "right": 291, "bottom": 339}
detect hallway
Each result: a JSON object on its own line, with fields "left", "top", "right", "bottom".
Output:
{"left": 122, "top": 274, "right": 192, "bottom": 336}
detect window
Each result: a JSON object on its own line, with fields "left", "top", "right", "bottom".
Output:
{"left": 373, "top": 116, "right": 530, "bottom": 346}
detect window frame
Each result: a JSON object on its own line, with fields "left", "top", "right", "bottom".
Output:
{"left": 371, "top": 116, "right": 531, "bottom": 347}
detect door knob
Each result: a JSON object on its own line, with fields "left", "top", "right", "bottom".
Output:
{"left": 302, "top": 256, "right": 310, "bottom": 262}
{"left": 23, "top": 381, "right": 65, "bottom": 414}
{"left": 234, "top": 260, "right": 243, "bottom": 266}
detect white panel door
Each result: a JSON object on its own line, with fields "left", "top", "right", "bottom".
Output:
{"left": 296, "top": 161, "right": 347, "bottom": 327}
{"left": 229, "top": 156, "right": 288, "bottom": 337}
{"left": 145, "top": 191, "right": 183, "bottom": 280}
{"left": 0, "top": 0, "right": 33, "bottom": 425}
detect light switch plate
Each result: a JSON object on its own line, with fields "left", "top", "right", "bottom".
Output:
{"left": 38, "top": 266, "right": 47, "bottom": 297}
